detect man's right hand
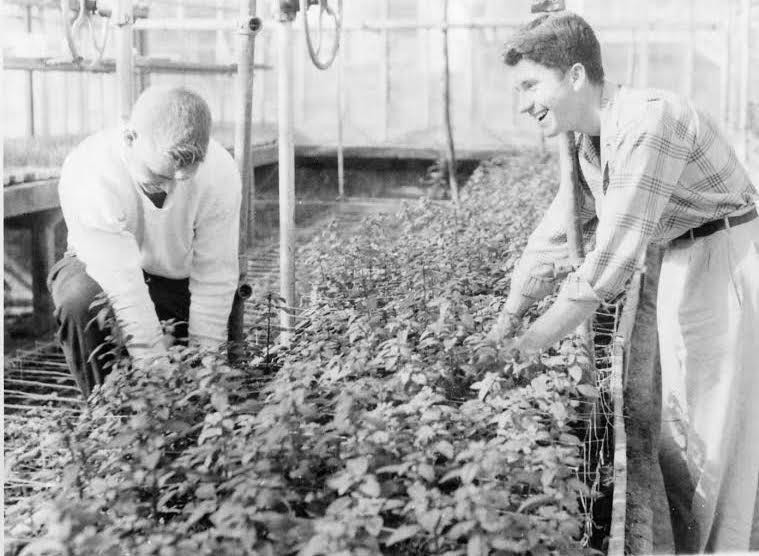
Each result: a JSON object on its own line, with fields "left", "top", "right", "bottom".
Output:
{"left": 486, "top": 311, "right": 522, "bottom": 345}
{"left": 161, "top": 333, "right": 175, "bottom": 351}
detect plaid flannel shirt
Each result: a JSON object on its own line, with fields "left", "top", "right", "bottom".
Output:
{"left": 505, "top": 84, "right": 758, "bottom": 313}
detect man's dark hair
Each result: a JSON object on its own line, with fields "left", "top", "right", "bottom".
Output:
{"left": 503, "top": 12, "right": 605, "bottom": 84}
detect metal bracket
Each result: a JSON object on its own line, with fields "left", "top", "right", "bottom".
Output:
{"left": 238, "top": 15, "right": 262, "bottom": 35}
{"left": 279, "top": 0, "right": 300, "bottom": 21}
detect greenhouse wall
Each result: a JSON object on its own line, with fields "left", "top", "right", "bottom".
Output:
{"left": 2, "top": 0, "right": 753, "bottom": 161}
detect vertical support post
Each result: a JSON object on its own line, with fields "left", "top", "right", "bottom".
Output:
{"left": 135, "top": 27, "right": 151, "bottom": 95}
{"left": 62, "top": 72, "right": 70, "bottom": 135}
{"left": 30, "top": 211, "right": 61, "bottom": 333}
{"left": 738, "top": 0, "right": 751, "bottom": 163}
{"left": 114, "top": 0, "right": 135, "bottom": 123}
{"left": 296, "top": 21, "right": 307, "bottom": 126}
{"left": 228, "top": 0, "right": 258, "bottom": 360}
{"left": 639, "top": 7, "right": 649, "bottom": 88}
{"left": 720, "top": 5, "right": 732, "bottom": 128}
{"left": 424, "top": 27, "right": 432, "bottom": 132}
{"left": 380, "top": 0, "right": 389, "bottom": 142}
{"left": 683, "top": 0, "right": 695, "bottom": 98}
{"left": 336, "top": 34, "right": 346, "bottom": 199}
{"left": 441, "top": 0, "right": 459, "bottom": 204}
{"left": 467, "top": 26, "right": 477, "bottom": 133}
{"left": 26, "top": 5, "right": 35, "bottom": 136}
{"left": 278, "top": 10, "right": 297, "bottom": 341}
{"left": 215, "top": 0, "right": 226, "bottom": 123}
{"left": 626, "top": 29, "right": 636, "bottom": 86}
{"left": 98, "top": 74, "right": 106, "bottom": 127}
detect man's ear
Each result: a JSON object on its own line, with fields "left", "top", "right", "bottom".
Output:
{"left": 123, "top": 127, "right": 137, "bottom": 147}
{"left": 568, "top": 63, "right": 587, "bottom": 90}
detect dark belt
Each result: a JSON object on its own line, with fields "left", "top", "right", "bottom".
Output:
{"left": 142, "top": 270, "right": 190, "bottom": 289}
{"left": 674, "top": 207, "right": 758, "bottom": 241}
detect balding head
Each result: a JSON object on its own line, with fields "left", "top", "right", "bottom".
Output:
{"left": 128, "top": 85, "right": 212, "bottom": 169}
{"left": 122, "top": 86, "right": 212, "bottom": 198}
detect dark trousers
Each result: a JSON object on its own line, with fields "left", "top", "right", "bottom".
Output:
{"left": 47, "top": 255, "right": 190, "bottom": 398}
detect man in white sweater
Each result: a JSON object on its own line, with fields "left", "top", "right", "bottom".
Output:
{"left": 48, "top": 86, "right": 242, "bottom": 397}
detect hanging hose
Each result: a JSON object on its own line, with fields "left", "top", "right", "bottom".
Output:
{"left": 60, "top": 0, "right": 111, "bottom": 65}
{"left": 87, "top": 6, "right": 111, "bottom": 65}
{"left": 61, "top": 0, "right": 87, "bottom": 63}
{"left": 300, "top": 0, "right": 342, "bottom": 70}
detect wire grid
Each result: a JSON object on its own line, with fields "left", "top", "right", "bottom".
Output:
{"left": 575, "top": 295, "right": 625, "bottom": 545}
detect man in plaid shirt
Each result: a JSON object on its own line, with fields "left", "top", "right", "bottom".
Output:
{"left": 490, "top": 12, "right": 759, "bottom": 553}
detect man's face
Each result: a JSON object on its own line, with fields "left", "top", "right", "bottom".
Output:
{"left": 124, "top": 130, "right": 199, "bottom": 196}
{"left": 512, "top": 59, "right": 577, "bottom": 137}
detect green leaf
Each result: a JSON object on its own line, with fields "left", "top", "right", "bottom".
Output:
{"left": 417, "top": 463, "right": 435, "bottom": 482}
{"left": 141, "top": 450, "right": 161, "bottom": 470}
{"left": 327, "top": 472, "right": 354, "bottom": 495}
{"left": 568, "top": 364, "right": 584, "bottom": 383}
{"left": 576, "top": 384, "right": 600, "bottom": 398}
{"left": 364, "top": 516, "right": 383, "bottom": 536}
{"left": 434, "top": 440, "right": 455, "bottom": 460}
{"left": 211, "top": 391, "right": 229, "bottom": 413}
{"left": 195, "top": 483, "right": 216, "bottom": 500}
{"left": 418, "top": 508, "right": 442, "bottom": 532}
{"left": 467, "top": 533, "right": 485, "bottom": 556}
{"left": 385, "top": 524, "right": 421, "bottom": 546}
{"left": 359, "top": 475, "right": 381, "bottom": 498}
{"left": 559, "top": 432, "right": 581, "bottom": 446}
{"left": 446, "top": 519, "right": 475, "bottom": 540}
{"left": 346, "top": 456, "right": 369, "bottom": 478}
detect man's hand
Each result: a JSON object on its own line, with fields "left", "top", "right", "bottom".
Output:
{"left": 161, "top": 333, "right": 175, "bottom": 351}
{"left": 485, "top": 311, "right": 522, "bottom": 345}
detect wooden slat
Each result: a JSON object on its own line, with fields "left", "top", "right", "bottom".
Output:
{"left": 5, "top": 56, "right": 272, "bottom": 75}
{"left": 295, "top": 144, "right": 499, "bottom": 161}
{"left": 4, "top": 179, "right": 58, "bottom": 218}
{"left": 4, "top": 142, "right": 276, "bottom": 217}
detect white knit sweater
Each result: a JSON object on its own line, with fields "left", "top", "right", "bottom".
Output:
{"left": 59, "top": 128, "right": 241, "bottom": 360}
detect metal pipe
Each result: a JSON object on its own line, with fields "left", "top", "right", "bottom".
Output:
{"left": 720, "top": 5, "right": 731, "bottom": 128}
{"left": 133, "top": 16, "right": 724, "bottom": 33}
{"left": 684, "top": 0, "right": 694, "bottom": 98}
{"left": 114, "top": 0, "right": 134, "bottom": 123}
{"left": 227, "top": 0, "right": 259, "bottom": 361}
{"left": 336, "top": 35, "right": 345, "bottom": 200}
{"left": 441, "top": 0, "right": 458, "bottom": 204}
{"left": 4, "top": 56, "right": 270, "bottom": 74}
{"left": 380, "top": 0, "right": 389, "bottom": 142}
{"left": 638, "top": 0, "right": 649, "bottom": 88}
{"left": 278, "top": 10, "right": 296, "bottom": 342}
{"left": 25, "top": 5, "right": 35, "bottom": 136}
{"left": 738, "top": 0, "right": 751, "bottom": 163}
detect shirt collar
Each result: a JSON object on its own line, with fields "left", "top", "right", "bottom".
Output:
{"left": 599, "top": 81, "right": 623, "bottom": 164}
{"left": 578, "top": 81, "right": 623, "bottom": 169}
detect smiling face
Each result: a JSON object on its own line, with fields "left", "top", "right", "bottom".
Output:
{"left": 512, "top": 58, "right": 581, "bottom": 137}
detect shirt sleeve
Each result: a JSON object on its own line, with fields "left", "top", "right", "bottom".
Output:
{"left": 570, "top": 99, "right": 692, "bottom": 302}
{"left": 59, "top": 159, "right": 165, "bottom": 360}
{"left": 504, "top": 170, "right": 598, "bottom": 316}
{"left": 188, "top": 152, "right": 242, "bottom": 349}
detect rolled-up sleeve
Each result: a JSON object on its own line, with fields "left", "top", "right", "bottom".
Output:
{"left": 504, "top": 167, "right": 598, "bottom": 315}
{"left": 188, "top": 155, "right": 242, "bottom": 349}
{"left": 571, "top": 100, "right": 692, "bottom": 302}
{"left": 59, "top": 162, "right": 165, "bottom": 360}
